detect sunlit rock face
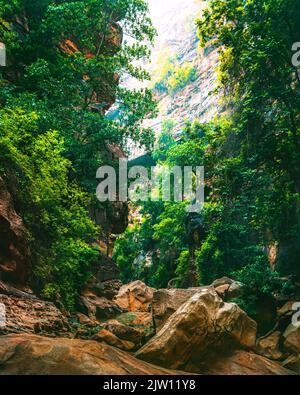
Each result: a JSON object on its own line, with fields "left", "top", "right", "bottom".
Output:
{"left": 125, "top": 0, "right": 221, "bottom": 159}
{"left": 146, "top": 0, "right": 221, "bottom": 138}
{"left": 0, "top": 293, "right": 70, "bottom": 337}
{"left": 150, "top": 0, "right": 219, "bottom": 130}
{"left": 136, "top": 287, "right": 258, "bottom": 373}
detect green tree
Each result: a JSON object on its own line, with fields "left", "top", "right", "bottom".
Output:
{"left": 197, "top": 0, "right": 300, "bottom": 276}
{"left": 0, "top": 0, "right": 156, "bottom": 190}
{"left": 0, "top": 0, "right": 157, "bottom": 307}
{"left": 0, "top": 108, "right": 99, "bottom": 309}
{"left": 154, "top": 54, "right": 197, "bottom": 95}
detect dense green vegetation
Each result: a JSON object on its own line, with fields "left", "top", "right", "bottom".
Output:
{"left": 1, "top": 0, "right": 299, "bottom": 316}
{"left": 154, "top": 54, "right": 197, "bottom": 95}
{"left": 0, "top": 109, "right": 99, "bottom": 308}
{"left": 0, "top": 0, "right": 156, "bottom": 308}
{"left": 114, "top": 0, "right": 300, "bottom": 311}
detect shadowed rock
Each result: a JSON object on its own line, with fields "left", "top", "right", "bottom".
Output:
{"left": 0, "top": 177, "right": 31, "bottom": 285}
{"left": 0, "top": 334, "right": 190, "bottom": 375}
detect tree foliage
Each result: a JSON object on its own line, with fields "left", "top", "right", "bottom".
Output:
{"left": 154, "top": 53, "right": 197, "bottom": 95}
{"left": 114, "top": 0, "right": 300, "bottom": 302}
{"left": 0, "top": 109, "right": 99, "bottom": 309}
{"left": 0, "top": 0, "right": 156, "bottom": 308}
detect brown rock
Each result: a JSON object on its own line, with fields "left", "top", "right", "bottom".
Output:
{"left": 136, "top": 288, "right": 257, "bottom": 372}
{"left": 203, "top": 350, "right": 295, "bottom": 375}
{"left": 212, "top": 277, "right": 234, "bottom": 288}
{"left": 152, "top": 288, "right": 202, "bottom": 330}
{"left": 0, "top": 177, "right": 31, "bottom": 285}
{"left": 278, "top": 301, "right": 298, "bottom": 317}
{"left": 282, "top": 354, "right": 300, "bottom": 374}
{"left": 92, "top": 279, "right": 123, "bottom": 299}
{"left": 227, "top": 281, "right": 245, "bottom": 299}
{"left": 120, "top": 312, "right": 153, "bottom": 327}
{"left": 213, "top": 278, "right": 244, "bottom": 300}
{"left": 115, "top": 312, "right": 154, "bottom": 342}
{"left": 98, "top": 312, "right": 155, "bottom": 349}
{"left": 0, "top": 294, "right": 70, "bottom": 336}
{"left": 103, "top": 320, "right": 143, "bottom": 346}
{"left": 114, "top": 281, "right": 154, "bottom": 312}
{"left": 213, "top": 277, "right": 276, "bottom": 333}
{"left": 283, "top": 325, "right": 300, "bottom": 354}
{"left": 79, "top": 293, "right": 123, "bottom": 321}
{"left": 0, "top": 334, "right": 189, "bottom": 375}
{"left": 93, "top": 328, "right": 135, "bottom": 351}
{"left": 215, "top": 284, "right": 230, "bottom": 298}
{"left": 0, "top": 281, "right": 36, "bottom": 300}
{"left": 76, "top": 313, "right": 98, "bottom": 327}
{"left": 257, "top": 331, "right": 283, "bottom": 361}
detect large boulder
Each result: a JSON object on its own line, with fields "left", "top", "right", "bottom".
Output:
{"left": 136, "top": 287, "right": 257, "bottom": 372}
{"left": 72, "top": 312, "right": 101, "bottom": 339}
{"left": 278, "top": 301, "right": 298, "bottom": 318}
{"left": 114, "top": 281, "right": 154, "bottom": 313}
{"left": 103, "top": 320, "right": 143, "bottom": 346}
{"left": 92, "top": 279, "right": 122, "bottom": 299}
{"left": 282, "top": 354, "right": 300, "bottom": 374}
{"left": 113, "top": 312, "right": 155, "bottom": 343}
{"left": 283, "top": 325, "right": 300, "bottom": 354}
{"left": 0, "top": 177, "right": 31, "bottom": 285}
{"left": 93, "top": 328, "right": 136, "bottom": 351}
{"left": 212, "top": 277, "right": 277, "bottom": 334}
{"left": 0, "top": 294, "right": 70, "bottom": 337}
{"left": 94, "top": 312, "right": 155, "bottom": 351}
{"left": 212, "top": 278, "right": 245, "bottom": 300}
{"left": 152, "top": 288, "right": 202, "bottom": 330}
{"left": 0, "top": 334, "right": 188, "bottom": 375}
{"left": 79, "top": 293, "right": 123, "bottom": 321}
{"left": 211, "top": 277, "right": 234, "bottom": 288}
{"left": 256, "top": 331, "right": 284, "bottom": 361}
{"left": 202, "top": 350, "right": 295, "bottom": 375}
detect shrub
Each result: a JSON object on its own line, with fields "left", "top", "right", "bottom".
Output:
{"left": 154, "top": 56, "right": 197, "bottom": 95}
{"left": 0, "top": 109, "right": 99, "bottom": 309}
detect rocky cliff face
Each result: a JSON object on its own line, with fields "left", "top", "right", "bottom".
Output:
{"left": 127, "top": 0, "right": 220, "bottom": 159}
{"left": 1, "top": 12, "right": 122, "bottom": 115}
{"left": 0, "top": 178, "right": 31, "bottom": 287}
{"left": 147, "top": 0, "right": 220, "bottom": 137}
{"left": 0, "top": 10, "right": 127, "bottom": 287}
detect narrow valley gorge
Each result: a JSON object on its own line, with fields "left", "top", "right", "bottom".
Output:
{"left": 0, "top": 0, "right": 300, "bottom": 377}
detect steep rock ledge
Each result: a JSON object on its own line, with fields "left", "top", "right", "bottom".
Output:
{"left": 0, "top": 177, "right": 31, "bottom": 286}
{"left": 0, "top": 334, "right": 189, "bottom": 375}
